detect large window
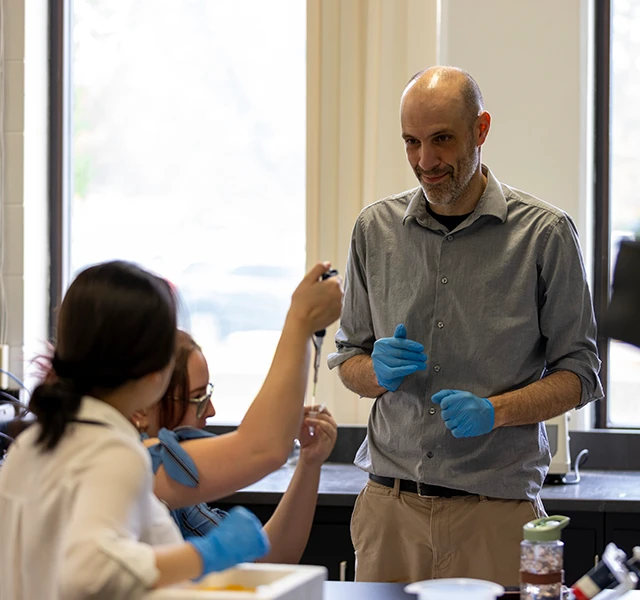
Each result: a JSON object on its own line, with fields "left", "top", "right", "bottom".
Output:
{"left": 52, "top": 1, "right": 638, "bottom": 430}
{"left": 596, "top": 0, "right": 640, "bottom": 427}
{"left": 66, "top": 0, "right": 306, "bottom": 421}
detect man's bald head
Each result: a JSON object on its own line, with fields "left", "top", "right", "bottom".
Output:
{"left": 402, "top": 66, "right": 484, "bottom": 128}
{"left": 399, "top": 66, "right": 491, "bottom": 214}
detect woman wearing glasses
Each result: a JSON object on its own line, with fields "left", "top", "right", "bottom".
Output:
{"left": 132, "top": 329, "right": 338, "bottom": 563}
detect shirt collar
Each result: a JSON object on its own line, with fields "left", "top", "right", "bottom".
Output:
{"left": 75, "top": 396, "right": 141, "bottom": 441}
{"left": 403, "top": 164, "right": 508, "bottom": 228}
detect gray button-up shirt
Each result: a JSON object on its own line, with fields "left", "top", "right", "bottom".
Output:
{"left": 328, "top": 165, "right": 603, "bottom": 501}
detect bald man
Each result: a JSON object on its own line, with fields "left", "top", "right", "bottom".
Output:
{"left": 328, "top": 66, "right": 603, "bottom": 585}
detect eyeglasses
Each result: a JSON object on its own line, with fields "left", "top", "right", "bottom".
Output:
{"left": 188, "top": 382, "right": 215, "bottom": 419}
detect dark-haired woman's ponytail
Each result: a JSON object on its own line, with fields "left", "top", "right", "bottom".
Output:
{"left": 29, "top": 359, "right": 84, "bottom": 451}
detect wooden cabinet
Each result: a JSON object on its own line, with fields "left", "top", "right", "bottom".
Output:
{"left": 605, "top": 512, "right": 640, "bottom": 560}
{"left": 559, "top": 511, "right": 606, "bottom": 586}
{"left": 216, "top": 502, "right": 355, "bottom": 581}
{"left": 298, "top": 508, "right": 355, "bottom": 581}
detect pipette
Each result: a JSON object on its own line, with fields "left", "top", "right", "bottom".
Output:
{"left": 311, "top": 268, "right": 339, "bottom": 403}
{"left": 308, "top": 268, "right": 339, "bottom": 433}
{"left": 311, "top": 334, "right": 323, "bottom": 406}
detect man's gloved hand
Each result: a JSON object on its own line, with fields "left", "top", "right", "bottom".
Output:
{"left": 371, "top": 324, "right": 427, "bottom": 392}
{"left": 187, "top": 506, "right": 270, "bottom": 577}
{"left": 431, "top": 389, "right": 494, "bottom": 438}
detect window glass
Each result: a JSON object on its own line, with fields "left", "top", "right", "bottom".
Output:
{"left": 608, "top": 0, "right": 640, "bottom": 426}
{"left": 71, "top": 0, "right": 306, "bottom": 421}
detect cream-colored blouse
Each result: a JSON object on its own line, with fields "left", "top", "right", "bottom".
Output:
{"left": 0, "top": 396, "right": 183, "bottom": 600}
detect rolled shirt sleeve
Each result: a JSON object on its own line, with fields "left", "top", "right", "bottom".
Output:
{"left": 538, "top": 214, "right": 604, "bottom": 407}
{"left": 328, "top": 214, "right": 376, "bottom": 370}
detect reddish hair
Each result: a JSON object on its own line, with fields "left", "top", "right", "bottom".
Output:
{"left": 155, "top": 330, "right": 201, "bottom": 430}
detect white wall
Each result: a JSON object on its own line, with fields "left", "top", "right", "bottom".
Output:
{"left": 1, "top": 0, "right": 49, "bottom": 387}
{"left": 440, "top": 0, "right": 594, "bottom": 270}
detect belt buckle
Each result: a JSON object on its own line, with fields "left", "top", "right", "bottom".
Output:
{"left": 416, "top": 482, "right": 438, "bottom": 498}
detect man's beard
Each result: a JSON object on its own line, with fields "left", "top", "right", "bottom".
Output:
{"left": 417, "top": 149, "right": 478, "bottom": 208}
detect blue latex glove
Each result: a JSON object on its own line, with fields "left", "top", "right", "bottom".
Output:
{"left": 432, "top": 389, "right": 494, "bottom": 438}
{"left": 187, "top": 506, "right": 270, "bottom": 577}
{"left": 371, "top": 324, "right": 427, "bottom": 392}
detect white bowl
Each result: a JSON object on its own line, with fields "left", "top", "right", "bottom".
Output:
{"left": 405, "top": 577, "right": 505, "bottom": 600}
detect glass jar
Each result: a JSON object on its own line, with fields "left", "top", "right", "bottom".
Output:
{"left": 520, "top": 515, "right": 570, "bottom": 600}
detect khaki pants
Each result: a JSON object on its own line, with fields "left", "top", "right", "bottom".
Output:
{"left": 351, "top": 479, "right": 546, "bottom": 586}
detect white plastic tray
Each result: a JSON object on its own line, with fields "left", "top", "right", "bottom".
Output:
{"left": 144, "top": 563, "right": 327, "bottom": 600}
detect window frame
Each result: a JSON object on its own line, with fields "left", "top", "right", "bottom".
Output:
{"left": 592, "top": 0, "right": 640, "bottom": 429}
{"left": 592, "top": 0, "right": 611, "bottom": 428}
{"left": 48, "top": 0, "right": 71, "bottom": 340}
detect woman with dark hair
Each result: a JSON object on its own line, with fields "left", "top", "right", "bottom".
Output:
{"left": 0, "top": 261, "right": 270, "bottom": 600}
{"left": 133, "top": 330, "right": 338, "bottom": 563}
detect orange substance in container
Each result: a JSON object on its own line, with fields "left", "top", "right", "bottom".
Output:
{"left": 199, "top": 584, "right": 257, "bottom": 592}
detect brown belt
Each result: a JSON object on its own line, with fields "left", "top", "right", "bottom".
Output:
{"left": 369, "top": 474, "right": 472, "bottom": 498}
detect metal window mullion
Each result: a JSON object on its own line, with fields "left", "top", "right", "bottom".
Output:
{"left": 593, "top": 0, "right": 612, "bottom": 428}
{"left": 48, "top": 0, "right": 72, "bottom": 339}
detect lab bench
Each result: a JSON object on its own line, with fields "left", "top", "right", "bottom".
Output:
{"left": 214, "top": 464, "right": 640, "bottom": 586}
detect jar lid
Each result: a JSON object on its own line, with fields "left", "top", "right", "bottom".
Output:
{"left": 523, "top": 515, "right": 570, "bottom": 541}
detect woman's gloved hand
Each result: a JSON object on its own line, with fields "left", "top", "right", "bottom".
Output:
{"left": 371, "top": 324, "right": 427, "bottom": 391}
{"left": 187, "top": 506, "right": 270, "bottom": 577}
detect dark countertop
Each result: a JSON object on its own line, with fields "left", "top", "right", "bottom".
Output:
{"left": 219, "top": 463, "right": 640, "bottom": 513}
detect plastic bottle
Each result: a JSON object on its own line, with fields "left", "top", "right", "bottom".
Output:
{"left": 520, "top": 515, "right": 570, "bottom": 600}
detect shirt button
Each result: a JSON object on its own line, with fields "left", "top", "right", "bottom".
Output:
{"left": 433, "top": 364, "right": 441, "bottom": 372}
{"left": 441, "top": 277, "right": 448, "bottom": 284}
{"left": 427, "top": 451, "right": 434, "bottom": 458}
{"left": 437, "top": 321, "right": 444, "bottom": 329}
{"left": 429, "top": 407, "right": 436, "bottom": 415}
{"left": 447, "top": 235, "right": 454, "bottom": 241}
